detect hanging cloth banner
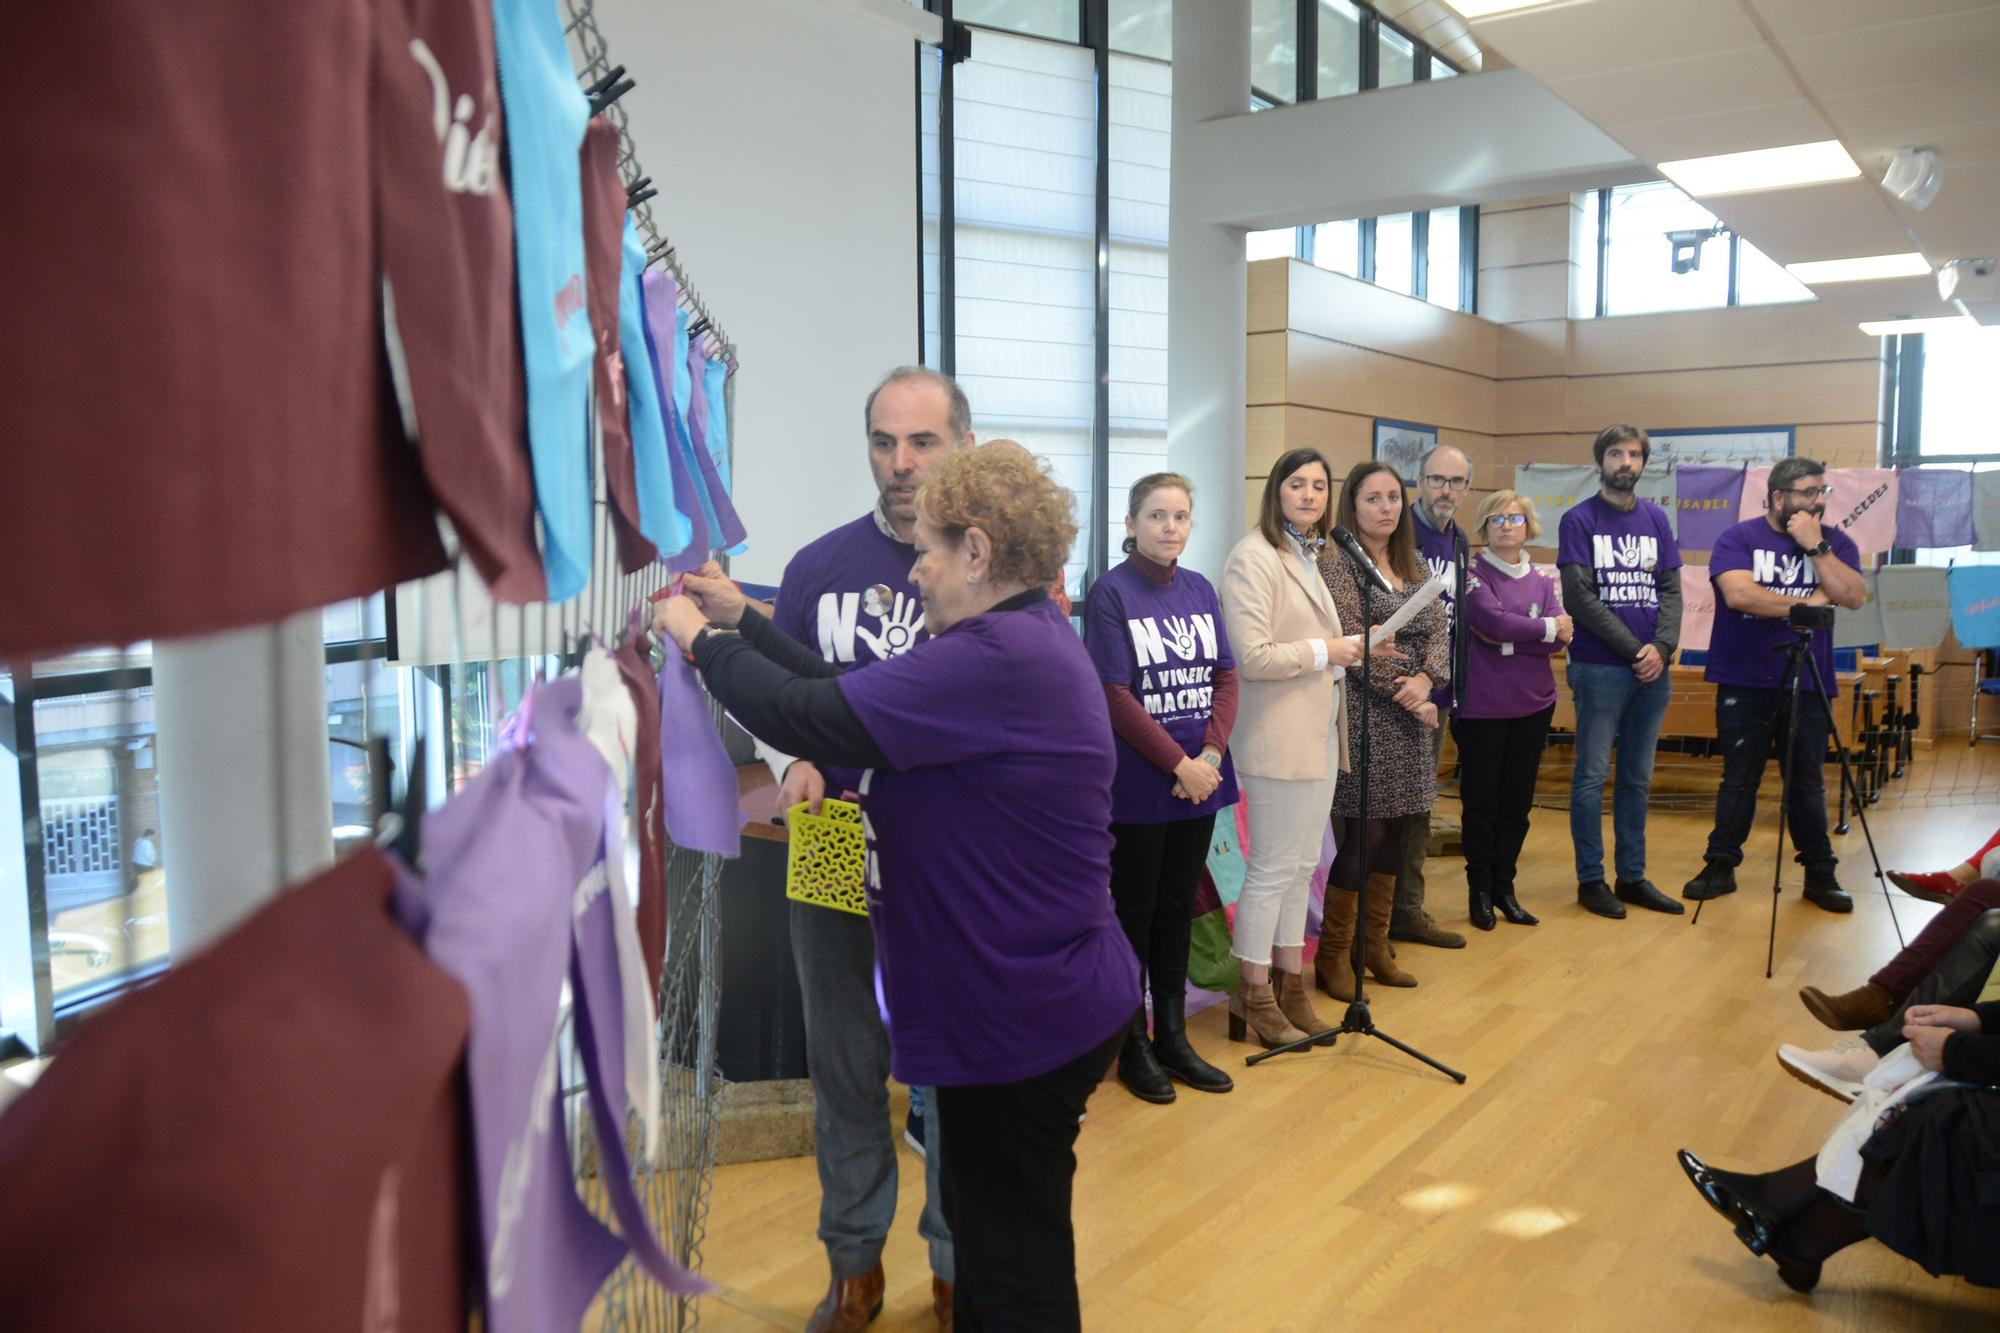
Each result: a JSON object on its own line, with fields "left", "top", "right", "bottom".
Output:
{"left": 680, "top": 330, "right": 749, "bottom": 555}
{"left": 639, "top": 274, "right": 714, "bottom": 572}
{"left": 1740, "top": 467, "right": 1900, "bottom": 554}
{"left": 1672, "top": 465, "right": 1743, "bottom": 552}
{"left": 1875, "top": 565, "right": 1953, "bottom": 649}
{"left": 1947, "top": 565, "right": 2000, "bottom": 650}
{"left": 579, "top": 119, "right": 655, "bottom": 572}
{"left": 657, "top": 650, "right": 748, "bottom": 857}
{"left": 1973, "top": 471, "right": 2000, "bottom": 552}
{"left": 1896, "top": 468, "right": 1976, "bottom": 550}
{"left": 374, "top": 0, "right": 544, "bottom": 603}
{"left": 1834, "top": 569, "right": 1887, "bottom": 649}
{"left": 620, "top": 227, "right": 692, "bottom": 560}
{"left": 493, "top": 0, "right": 594, "bottom": 602}
{"left": 1515, "top": 464, "right": 1677, "bottom": 538}
{"left": 1679, "top": 562, "right": 1717, "bottom": 652}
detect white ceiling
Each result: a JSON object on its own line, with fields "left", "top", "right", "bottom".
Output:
{"left": 1460, "top": 0, "right": 2000, "bottom": 322}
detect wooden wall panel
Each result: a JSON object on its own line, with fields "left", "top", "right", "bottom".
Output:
{"left": 1248, "top": 258, "right": 1291, "bottom": 334}
{"left": 1566, "top": 304, "right": 1879, "bottom": 376}
{"left": 1284, "top": 263, "right": 1497, "bottom": 377}
{"left": 1497, "top": 318, "right": 1570, "bottom": 379}
{"left": 1287, "top": 335, "right": 1496, "bottom": 435}
{"left": 1246, "top": 331, "right": 1288, "bottom": 406}
{"left": 1495, "top": 377, "right": 1566, "bottom": 435}
{"left": 1562, "top": 362, "right": 1879, "bottom": 433}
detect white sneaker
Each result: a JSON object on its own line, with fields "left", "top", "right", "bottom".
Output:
{"left": 1777, "top": 1037, "right": 1878, "bottom": 1102}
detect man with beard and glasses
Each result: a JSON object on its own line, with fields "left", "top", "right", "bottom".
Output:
{"left": 1684, "top": 456, "right": 1866, "bottom": 912}
{"left": 1557, "top": 424, "right": 1685, "bottom": 920}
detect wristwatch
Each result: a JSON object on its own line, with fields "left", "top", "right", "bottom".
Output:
{"left": 1804, "top": 539, "right": 1832, "bottom": 557}
{"left": 1199, "top": 750, "right": 1221, "bottom": 769}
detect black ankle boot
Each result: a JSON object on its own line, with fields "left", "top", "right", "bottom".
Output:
{"left": 1493, "top": 885, "right": 1538, "bottom": 926}
{"left": 1116, "top": 1011, "right": 1175, "bottom": 1104}
{"left": 1468, "top": 886, "right": 1496, "bottom": 932}
{"left": 1150, "top": 993, "right": 1233, "bottom": 1093}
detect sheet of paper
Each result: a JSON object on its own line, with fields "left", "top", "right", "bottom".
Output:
{"left": 1368, "top": 576, "right": 1447, "bottom": 647}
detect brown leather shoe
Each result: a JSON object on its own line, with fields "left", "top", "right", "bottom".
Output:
{"left": 933, "top": 1276, "right": 954, "bottom": 1330}
{"left": 1388, "top": 907, "right": 1466, "bottom": 949}
{"left": 805, "top": 1263, "right": 884, "bottom": 1333}
{"left": 1799, "top": 981, "right": 1898, "bottom": 1031}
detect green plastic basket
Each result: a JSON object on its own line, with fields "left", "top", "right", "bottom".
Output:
{"left": 785, "top": 798, "right": 870, "bottom": 916}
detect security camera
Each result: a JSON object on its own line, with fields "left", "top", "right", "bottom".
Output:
{"left": 1667, "top": 224, "right": 1728, "bottom": 275}
{"left": 1939, "top": 257, "right": 1997, "bottom": 303}
{"left": 1882, "top": 147, "right": 1942, "bottom": 211}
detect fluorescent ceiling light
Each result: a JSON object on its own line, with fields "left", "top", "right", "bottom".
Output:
{"left": 1658, "top": 140, "right": 1861, "bottom": 197}
{"left": 1785, "top": 253, "right": 1932, "bottom": 285}
{"left": 1857, "top": 315, "right": 1974, "bottom": 336}
{"left": 1445, "top": 0, "right": 1566, "bottom": 18}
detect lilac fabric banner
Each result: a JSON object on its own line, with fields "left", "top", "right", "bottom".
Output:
{"left": 1896, "top": 468, "right": 1975, "bottom": 549}
{"left": 680, "top": 344, "right": 748, "bottom": 553}
{"left": 658, "top": 650, "right": 747, "bottom": 856}
{"left": 1972, "top": 471, "right": 2000, "bottom": 552}
{"left": 638, "top": 277, "right": 712, "bottom": 572}
{"left": 1673, "top": 465, "right": 1742, "bottom": 551}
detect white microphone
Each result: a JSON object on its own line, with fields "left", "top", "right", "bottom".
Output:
{"left": 1331, "top": 525, "right": 1394, "bottom": 595}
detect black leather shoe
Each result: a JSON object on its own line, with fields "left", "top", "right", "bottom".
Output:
{"left": 1677, "top": 1150, "right": 1775, "bottom": 1255}
{"left": 1468, "top": 888, "right": 1496, "bottom": 932}
{"left": 1149, "top": 994, "right": 1233, "bottom": 1093}
{"left": 1683, "top": 859, "right": 1738, "bottom": 901}
{"left": 1116, "top": 1015, "right": 1175, "bottom": 1104}
{"left": 1616, "top": 877, "right": 1685, "bottom": 915}
{"left": 1493, "top": 887, "right": 1538, "bottom": 926}
{"left": 1803, "top": 868, "right": 1854, "bottom": 915}
{"left": 1577, "top": 879, "right": 1625, "bottom": 918}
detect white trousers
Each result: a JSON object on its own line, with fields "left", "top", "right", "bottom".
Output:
{"left": 1231, "top": 759, "right": 1338, "bottom": 966}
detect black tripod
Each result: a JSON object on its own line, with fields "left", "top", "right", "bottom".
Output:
{"left": 1690, "top": 623, "right": 1903, "bottom": 977}
{"left": 1247, "top": 557, "right": 1466, "bottom": 1083}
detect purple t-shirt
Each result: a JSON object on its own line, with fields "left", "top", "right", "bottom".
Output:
{"left": 838, "top": 597, "right": 1140, "bottom": 1086}
{"left": 1556, "top": 495, "right": 1683, "bottom": 666}
{"left": 1705, "top": 517, "right": 1859, "bottom": 696}
{"left": 773, "top": 513, "right": 928, "bottom": 667}
{"left": 1415, "top": 507, "right": 1464, "bottom": 708}
{"left": 1082, "top": 558, "right": 1240, "bottom": 826}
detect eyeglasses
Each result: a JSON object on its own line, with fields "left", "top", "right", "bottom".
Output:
{"left": 1486, "top": 513, "right": 1527, "bottom": 528}
{"left": 1781, "top": 486, "right": 1832, "bottom": 502}
{"left": 1422, "top": 475, "right": 1470, "bottom": 491}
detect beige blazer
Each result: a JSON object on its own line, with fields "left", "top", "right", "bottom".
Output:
{"left": 1219, "top": 529, "right": 1350, "bottom": 781}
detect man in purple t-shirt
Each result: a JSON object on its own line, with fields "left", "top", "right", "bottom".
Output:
{"left": 734, "top": 367, "right": 969, "bottom": 1331}
{"left": 1683, "top": 457, "right": 1867, "bottom": 912}
{"left": 1399, "top": 444, "right": 1473, "bottom": 950}
{"left": 1557, "top": 424, "right": 1685, "bottom": 920}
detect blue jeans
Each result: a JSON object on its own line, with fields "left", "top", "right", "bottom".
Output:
{"left": 1567, "top": 660, "right": 1672, "bottom": 884}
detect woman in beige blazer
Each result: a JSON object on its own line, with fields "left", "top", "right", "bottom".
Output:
{"left": 1219, "top": 448, "right": 1371, "bottom": 1049}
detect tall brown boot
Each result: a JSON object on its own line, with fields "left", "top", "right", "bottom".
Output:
{"left": 1227, "top": 978, "right": 1307, "bottom": 1048}
{"left": 1799, "top": 981, "right": 1897, "bottom": 1031}
{"left": 1363, "top": 874, "right": 1418, "bottom": 988}
{"left": 1314, "top": 889, "right": 1360, "bottom": 1001}
{"left": 1275, "top": 969, "right": 1337, "bottom": 1046}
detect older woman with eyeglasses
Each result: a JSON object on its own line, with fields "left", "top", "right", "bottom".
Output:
{"left": 1454, "top": 491, "right": 1570, "bottom": 931}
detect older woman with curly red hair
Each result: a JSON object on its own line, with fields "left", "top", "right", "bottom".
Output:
{"left": 656, "top": 445, "right": 1135, "bottom": 1331}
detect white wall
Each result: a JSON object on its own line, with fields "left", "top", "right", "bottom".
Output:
{"left": 597, "top": 0, "right": 919, "bottom": 585}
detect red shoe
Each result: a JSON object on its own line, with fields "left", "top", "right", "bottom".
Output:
{"left": 1887, "top": 870, "right": 1961, "bottom": 904}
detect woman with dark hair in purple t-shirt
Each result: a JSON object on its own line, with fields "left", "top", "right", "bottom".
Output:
{"left": 655, "top": 446, "right": 1136, "bottom": 1333}
{"left": 1084, "top": 472, "right": 1240, "bottom": 1103}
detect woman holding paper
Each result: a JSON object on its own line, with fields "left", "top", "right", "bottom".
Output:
{"left": 1316, "top": 461, "right": 1450, "bottom": 1000}
{"left": 1455, "top": 491, "right": 1571, "bottom": 931}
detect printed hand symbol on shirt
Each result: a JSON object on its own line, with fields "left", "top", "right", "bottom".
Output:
{"left": 856, "top": 591, "right": 924, "bottom": 659}
{"left": 1161, "top": 615, "right": 1201, "bottom": 661}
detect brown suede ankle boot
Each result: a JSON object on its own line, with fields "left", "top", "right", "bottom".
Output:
{"left": 1227, "top": 978, "right": 1307, "bottom": 1048}
{"left": 1315, "top": 888, "right": 1359, "bottom": 1001}
{"left": 1363, "top": 874, "right": 1418, "bottom": 988}
{"left": 1275, "top": 969, "right": 1337, "bottom": 1045}
{"left": 1799, "top": 981, "right": 1897, "bottom": 1031}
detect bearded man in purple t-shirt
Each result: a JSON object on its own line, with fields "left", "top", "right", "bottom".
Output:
{"left": 1683, "top": 456, "right": 1867, "bottom": 912}
{"left": 1557, "top": 424, "right": 1686, "bottom": 921}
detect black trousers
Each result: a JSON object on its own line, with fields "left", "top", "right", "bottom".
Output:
{"left": 1452, "top": 706, "right": 1554, "bottom": 898}
{"left": 1330, "top": 812, "right": 1416, "bottom": 889}
{"left": 933, "top": 1024, "right": 1124, "bottom": 1332}
{"left": 1109, "top": 813, "right": 1217, "bottom": 1002}
{"left": 1706, "top": 683, "right": 1836, "bottom": 871}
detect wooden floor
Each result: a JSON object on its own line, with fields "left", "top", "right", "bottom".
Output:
{"left": 690, "top": 773, "right": 2000, "bottom": 1331}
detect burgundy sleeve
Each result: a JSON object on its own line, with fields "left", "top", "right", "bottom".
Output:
{"left": 1103, "top": 683, "right": 1192, "bottom": 775}
{"left": 1202, "top": 665, "right": 1239, "bottom": 754}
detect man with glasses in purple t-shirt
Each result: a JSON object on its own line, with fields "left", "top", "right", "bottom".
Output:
{"left": 1683, "top": 457, "right": 1866, "bottom": 912}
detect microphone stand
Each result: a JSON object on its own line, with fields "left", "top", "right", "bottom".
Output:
{"left": 1247, "top": 547, "right": 1466, "bottom": 1084}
